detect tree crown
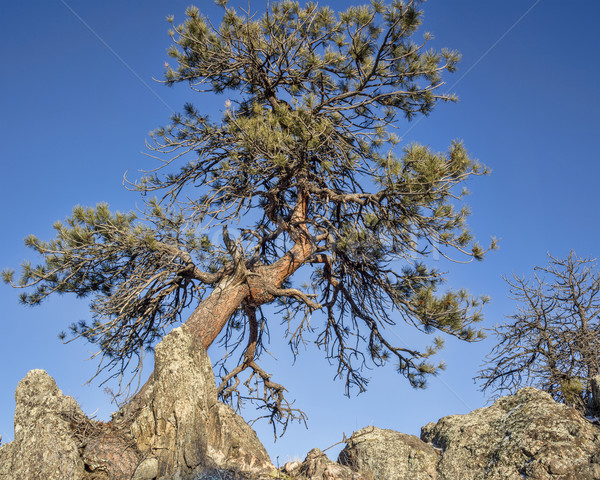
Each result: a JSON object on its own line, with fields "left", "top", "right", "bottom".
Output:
{"left": 4, "top": 0, "right": 494, "bottom": 434}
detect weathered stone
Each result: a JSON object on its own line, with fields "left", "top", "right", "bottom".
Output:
{"left": 297, "top": 448, "right": 372, "bottom": 480}
{"left": 338, "top": 426, "right": 439, "bottom": 480}
{"left": 0, "top": 327, "right": 273, "bottom": 480}
{"left": 283, "top": 460, "right": 302, "bottom": 474}
{"left": 0, "top": 370, "right": 85, "bottom": 480}
{"left": 119, "top": 326, "right": 273, "bottom": 479}
{"left": 81, "top": 427, "right": 140, "bottom": 479}
{"left": 3, "top": 329, "right": 600, "bottom": 480}
{"left": 132, "top": 457, "right": 159, "bottom": 479}
{"left": 420, "top": 387, "right": 600, "bottom": 480}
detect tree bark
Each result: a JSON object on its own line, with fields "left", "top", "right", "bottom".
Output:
{"left": 185, "top": 189, "right": 313, "bottom": 350}
{"left": 186, "top": 280, "right": 251, "bottom": 350}
{"left": 128, "top": 191, "right": 314, "bottom": 414}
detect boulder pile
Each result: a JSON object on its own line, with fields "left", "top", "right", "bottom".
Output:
{"left": 2, "top": 326, "right": 599, "bottom": 479}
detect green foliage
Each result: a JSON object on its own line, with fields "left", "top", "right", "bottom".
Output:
{"left": 6, "top": 1, "right": 494, "bottom": 420}
{"left": 4, "top": 202, "right": 218, "bottom": 390}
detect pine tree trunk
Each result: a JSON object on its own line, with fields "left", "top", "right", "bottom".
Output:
{"left": 186, "top": 280, "right": 251, "bottom": 350}
{"left": 132, "top": 191, "right": 314, "bottom": 404}
{"left": 185, "top": 189, "right": 313, "bottom": 350}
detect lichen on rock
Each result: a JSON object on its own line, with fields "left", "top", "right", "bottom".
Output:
{"left": 0, "top": 369, "right": 85, "bottom": 480}
{"left": 338, "top": 426, "right": 439, "bottom": 480}
{"left": 297, "top": 448, "right": 372, "bottom": 480}
{"left": 3, "top": 331, "right": 600, "bottom": 480}
{"left": 420, "top": 387, "right": 600, "bottom": 479}
{"left": 121, "top": 326, "right": 273, "bottom": 478}
{"left": 0, "top": 327, "right": 273, "bottom": 480}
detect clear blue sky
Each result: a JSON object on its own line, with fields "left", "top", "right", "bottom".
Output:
{"left": 1, "top": 0, "right": 599, "bottom": 464}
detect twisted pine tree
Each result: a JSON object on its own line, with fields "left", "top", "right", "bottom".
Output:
{"left": 4, "top": 0, "right": 494, "bottom": 433}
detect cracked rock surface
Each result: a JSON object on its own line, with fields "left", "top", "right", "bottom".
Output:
{"left": 0, "top": 327, "right": 273, "bottom": 480}
{"left": 2, "top": 331, "right": 600, "bottom": 480}
{"left": 421, "top": 387, "right": 600, "bottom": 479}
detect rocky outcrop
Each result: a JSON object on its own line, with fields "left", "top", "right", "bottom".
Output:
{"left": 338, "top": 427, "right": 439, "bottom": 480}
{"left": 420, "top": 387, "right": 600, "bottom": 479}
{"left": 3, "top": 328, "right": 600, "bottom": 480}
{"left": 0, "top": 370, "right": 86, "bottom": 480}
{"left": 295, "top": 448, "right": 372, "bottom": 480}
{"left": 285, "top": 388, "right": 600, "bottom": 480}
{"left": 121, "top": 326, "right": 273, "bottom": 479}
{"left": 0, "top": 326, "right": 273, "bottom": 480}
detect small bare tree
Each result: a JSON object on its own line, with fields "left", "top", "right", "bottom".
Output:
{"left": 478, "top": 251, "right": 600, "bottom": 413}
